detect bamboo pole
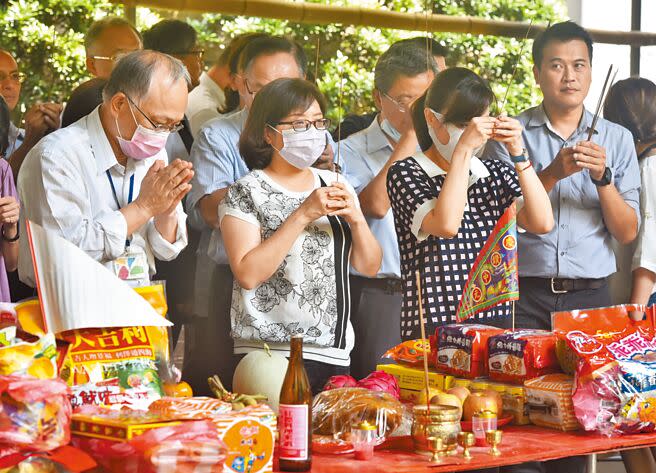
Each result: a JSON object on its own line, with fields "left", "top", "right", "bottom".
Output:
{"left": 116, "top": 0, "right": 656, "bottom": 46}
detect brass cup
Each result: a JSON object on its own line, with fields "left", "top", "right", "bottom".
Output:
{"left": 486, "top": 430, "right": 503, "bottom": 457}
{"left": 412, "top": 405, "right": 462, "bottom": 455}
{"left": 457, "top": 431, "right": 475, "bottom": 460}
{"left": 427, "top": 436, "right": 444, "bottom": 464}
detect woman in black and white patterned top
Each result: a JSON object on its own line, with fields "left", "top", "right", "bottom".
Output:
{"left": 220, "top": 78, "right": 382, "bottom": 393}
{"left": 387, "top": 68, "right": 554, "bottom": 340}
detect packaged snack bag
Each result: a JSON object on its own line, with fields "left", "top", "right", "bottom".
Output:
{"left": 0, "top": 332, "right": 58, "bottom": 379}
{"left": 525, "top": 374, "right": 579, "bottom": 431}
{"left": 488, "top": 330, "right": 560, "bottom": 384}
{"left": 553, "top": 304, "right": 656, "bottom": 435}
{"left": 0, "top": 375, "right": 71, "bottom": 451}
{"left": 383, "top": 339, "right": 431, "bottom": 367}
{"left": 432, "top": 324, "right": 505, "bottom": 378}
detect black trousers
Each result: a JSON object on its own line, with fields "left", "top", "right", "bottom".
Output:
{"left": 349, "top": 275, "right": 402, "bottom": 380}
{"left": 500, "top": 277, "right": 611, "bottom": 473}
{"left": 183, "top": 263, "right": 236, "bottom": 396}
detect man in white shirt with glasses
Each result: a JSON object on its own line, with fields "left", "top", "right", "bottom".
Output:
{"left": 18, "top": 51, "right": 193, "bottom": 288}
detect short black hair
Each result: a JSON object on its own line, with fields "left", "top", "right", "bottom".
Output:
{"left": 0, "top": 96, "right": 9, "bottom": 157}
{"left": 62, "top": 78, "right": 106, "bottom": 127}
{"left": 374, "top": 40, "right": 439, "bottom": 93}
{"left": 240, "top": 78, "right": 326, "bottom": 170}
{"left": 238, "top": 36, "right": 307, "bottom": 77}
{"left": 85, "top": 17, "right": 141, "bottom": 54}
{"left": 412, "top": 67, "right": 495, "bottom": 152}
{"left": 143, "top": 19, "right": 197, "bottom": 55}
{"left": 532, "top": 21, "right": 593, "bottom": 68}
{"left": 604, "top": 77, "right": 656, "bottom": 149}
{"left": 220, "top": 32, "right": 269, "bottom": 114}
{"left": 396, "top": 37, "right": 449, "bottom": 61}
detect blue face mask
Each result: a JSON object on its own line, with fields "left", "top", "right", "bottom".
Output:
{"left": 380, "top": 118, "right": 402, "bottom": 143}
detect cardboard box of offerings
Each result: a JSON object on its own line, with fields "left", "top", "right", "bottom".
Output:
{"left": 376, "top": 363, "right": 454, "bottom": 403}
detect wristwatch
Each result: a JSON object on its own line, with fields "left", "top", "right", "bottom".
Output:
{"left": 591, "top": 167, "right": 612, "bottom": 186}
{"left": 510, "top": 148, "right": 529, "bottom": 164}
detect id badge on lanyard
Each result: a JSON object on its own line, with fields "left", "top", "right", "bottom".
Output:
{"left": 107, "top": 170, "right": 148, "bottom": 283}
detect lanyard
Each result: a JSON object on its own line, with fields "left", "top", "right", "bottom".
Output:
{"left": 106, "top": 170, "right": 135, "bottom": 248}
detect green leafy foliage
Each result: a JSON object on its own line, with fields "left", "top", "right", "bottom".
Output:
{"left": 0, "top": 0, "right": 565, "bottom": 123}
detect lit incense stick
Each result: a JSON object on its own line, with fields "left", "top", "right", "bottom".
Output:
{"left": 335, "top": 69, "right": 344, "bottom": 181}
{"left": 415, "top": 270, "right": 432, "bottom": 414}
{"left": 587, "top": 65, "right": 617, "bottom": 141}
{"left": 498, "top": 20, "right": 534, "bottom": 115}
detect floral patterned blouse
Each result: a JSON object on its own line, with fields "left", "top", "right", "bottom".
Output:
{"left": 219, "top": 168, "right": 356, "bottom": 366}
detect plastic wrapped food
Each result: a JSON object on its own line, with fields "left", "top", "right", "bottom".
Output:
{"left": 432, "top": 324, "right": 505, "bottom": 378}
{"left": 149, "top": 396, "right": 232, "bottom": 419}
{"left": 488, "top": 330, "right": 559, "bottom": 384}
{"left": 553, "top": 304, "right": 656, "bottom": 435}
{"left": 525, "top": 374, "right": 579, "bottom": 431}
{"left": 0, "top": 375, "right": 71, "bottom": 451}
{"left": 72, "top": 420, "right": 227, "bottom": 473}
{"left": 383, "top": 339, "right": 431, "bottom": 367}
{"left": 0, "top": 332, "right": 58, "bottom": 379}
{"left": 312, "top": 388, "right": 403, "bottom": 442}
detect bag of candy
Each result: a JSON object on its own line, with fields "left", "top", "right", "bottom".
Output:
{"left": 383, "top": 339, "right": 431, "bottom": 367}
{"left": 0, "top": 375, "right": 71, "bottom": 451}
{"left": 553, "top": 304, "right": 656, "bottom": 435}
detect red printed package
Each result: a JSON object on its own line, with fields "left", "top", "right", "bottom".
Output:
{"left": 488, "top": 330, "right": 560, "bottom": 384}
{"left": 431, "top": 324, "right": 505, "bottom": 378}
{"left": 553, "top": 305, "right": 656, "bottom": 436}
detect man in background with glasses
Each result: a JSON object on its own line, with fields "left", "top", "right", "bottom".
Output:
{"left": 0, "top": 49, "right": 63, "bottom": 180}
{"left": 340, "top": 40, "right": 438, "bottom": 378}
{"left": 85, "top": 17, "right": 142, "bottom": 80}
{"left": 17, "top": 51, "right": 192, "bottom": 289}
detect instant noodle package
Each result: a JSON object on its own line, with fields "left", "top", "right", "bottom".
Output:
{"left": 431, "top": 324, "right": 505, "bottom": 378}
{"left": 487, "top": 330, "right": 560, "bottom": 384}
{"left": 553, "top": 305, "right": 656, "bottom": 436}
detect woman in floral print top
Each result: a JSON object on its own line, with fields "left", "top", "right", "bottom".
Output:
{"left": 220, "top": 78, "right": 381, "bottom": 393}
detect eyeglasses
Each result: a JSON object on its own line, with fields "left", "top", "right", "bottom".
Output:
{"left": 171, "top": 48, "right": 205, "bottom": 59}
{"left": 125, "top": 94, "right": 184, "bottom": 133}
{"left": 274, "top": 118, "right": 332, "bottom": 132}
{"left": 90, "top": 52, "right": 131, "bottom": 63}
{"left": 0, "top": 72, "right": 25, "bottom": 84}
{"left": 243, "top": 78, "right": 262, "bottom": 96}
{"left": 381, "top": 90, "right": 418, "bottom": 113}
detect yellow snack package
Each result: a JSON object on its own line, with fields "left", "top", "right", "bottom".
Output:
{"left": 0, "top": 332, "right": 58, "bottom": 379}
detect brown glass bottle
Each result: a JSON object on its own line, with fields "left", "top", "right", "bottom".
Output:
{"left": 278, "top": 335, "right": 312, "bottom": 472}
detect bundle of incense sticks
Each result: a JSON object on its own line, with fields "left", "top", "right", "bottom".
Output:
{"left": 588, "top": 64, "right": 618, "bottom": 141}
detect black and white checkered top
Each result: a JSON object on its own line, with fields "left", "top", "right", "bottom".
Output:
{"left": 387, "top": 153, "right": 522, "bottom": 340}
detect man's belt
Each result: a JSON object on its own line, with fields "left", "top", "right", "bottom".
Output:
{"left": 522, "top": 277, "right": 607, "bottom": 294}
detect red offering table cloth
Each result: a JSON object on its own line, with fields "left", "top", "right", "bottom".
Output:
{"left": 276, "top": 426, "right": 656, "bottom": 473}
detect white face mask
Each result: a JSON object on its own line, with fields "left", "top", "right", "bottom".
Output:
{"left": 380, "top": 118, "right": 402, "bottom": 143}
{"left": 269, "top": 125, "right": 328, "bottom": 169}
{"left": 427, "top": 109, "right": 484, "bottom": 161}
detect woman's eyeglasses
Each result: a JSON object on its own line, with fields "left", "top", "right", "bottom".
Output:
{"left": 274, "top": 118, "right": 332, "bottom": 132}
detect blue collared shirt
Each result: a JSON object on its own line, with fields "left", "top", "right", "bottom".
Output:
{"left": 482, "top": 104, "right": 640, "bottom": 279}
{"left": 188, "top": 109, "right": 249, "bottom": 265}
{"left": 341, "top": 116, "right": 401, "bottom": 279}
{"left": 6, "top": 123, "right": 24, "bottom": 157}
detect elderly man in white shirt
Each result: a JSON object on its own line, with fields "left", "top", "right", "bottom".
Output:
{"left": 18, "top": 50, "right": 194, "bottom": 287}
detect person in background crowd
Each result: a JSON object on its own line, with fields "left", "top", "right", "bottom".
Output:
{"left": 604, "top": 78, "right": 656, "bottom": 314}
{"left": 61, "top": 78, "right": 106, "bottom": 128}
{"left": 143, "top": 19, "right": 199, "bottom": 160}
{"left": 0, "top": 96, "right": 19, "bottom": 302}
{"left": 185, "top": 35, "right": 308, "bottom": 394}
{"left": 142, "top": 18, "right": 202, "bottom": 347}
{"left": 388, "top": 67, "right": 553, "bottom": 339}
{"left": 221, "top": 78, "right": 381, "bottom": 393}
{"left": 17, "top": 51, "right": 193, "bottom": 289}
{"left": 0, "top": 49, "right": 62, "bottom": 180}
{"left": 335, "top": 38, "right": 449, "bottom": 142}
{"left": 340, "top": 41, "right": 437, "bottom": 379}
{"left": 84, "top": 17, "right": 142, "bottom": 80}
{"left": 483, "top": 21, "right": 640, "bottom": 473}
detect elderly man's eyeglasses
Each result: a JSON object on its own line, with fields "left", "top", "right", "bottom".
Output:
{"left": 274, "top": 118, "right": 332, "bottom": 132}
{"left": 90, "top": 52, "right": 131, "bottom": 63}
{"left": 381, "top": 91, "right": 417, "bottom": 113}
{"left": 125, "top": 94, "right": 184, "bottom": 134}
{"left": 0, "top": 72, "right": 25, "bottom": 84}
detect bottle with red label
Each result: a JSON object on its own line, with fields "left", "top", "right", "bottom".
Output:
{"left": 278, "top": 335, "right": 312, "bottom": 471}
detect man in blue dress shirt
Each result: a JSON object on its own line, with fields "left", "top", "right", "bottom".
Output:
{"left": 484, "top": 21, "right": 640, "bottom": 473}
{"left": 341, "top": 40, "right": 438, "bottom": 378}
